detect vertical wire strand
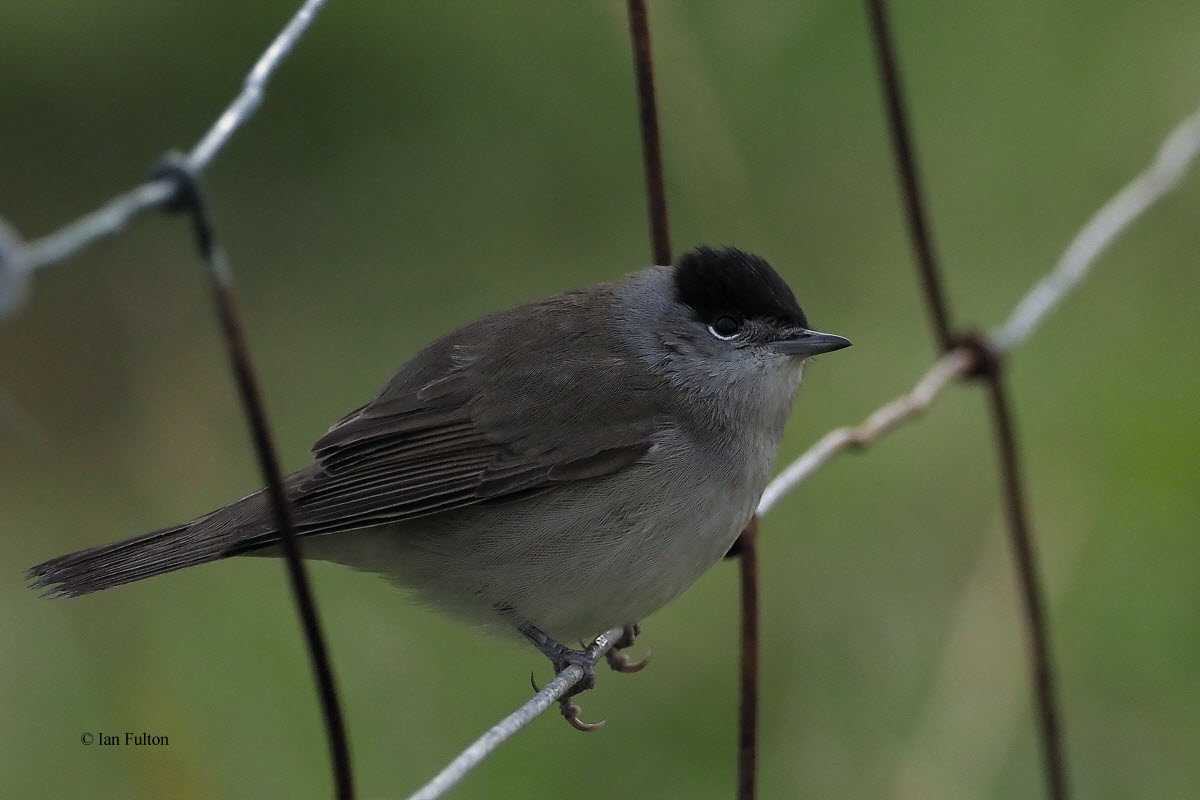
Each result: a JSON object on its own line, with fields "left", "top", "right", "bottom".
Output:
{"left": 863, "top": 2, "right": 1068, "bottom": 797}
{"left": 624, "top": 5, "right": 758, "bottom": 795}
{"left": 158, "top": 159, "right": 354, "bottom": 800}
{"left": 736, "top": 518, "right": 760, "bottom": 800}
{"left": 625, "top": 4, "right": 761, "bottom": 796}
{"left": 984, "top": 370, "right": 1069, "bottom": 800}
{"left": 864, "top": 0, "right": 954, "bottom": 350}
{"left": 627, "top": 0, "right": 672, "bottom": 266}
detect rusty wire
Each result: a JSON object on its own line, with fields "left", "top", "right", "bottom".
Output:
{"left": 736, "top": 518, "right": 761, "bottom": 800}
{"left": 154, "top": 155, "right": 354, "bottom": 800}
{"left": 624, "top": 4, "right": 760, "bottom": 797}
{"left": 864, "top": 0, "right": 1065, "bottom": 796}
{"left": 627, "top": 0, "right": 672, "bottom": 267}
{"left": 864, "top": 0, "right": 954, "bottom": 351}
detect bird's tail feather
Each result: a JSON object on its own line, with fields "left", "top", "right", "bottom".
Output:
{"left": 27, "top": 513, "right": 243, "bottom": 598}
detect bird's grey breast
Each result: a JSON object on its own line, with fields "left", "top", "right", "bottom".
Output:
{"left": 373, "top": 421, "right": 771, "bottom": 641}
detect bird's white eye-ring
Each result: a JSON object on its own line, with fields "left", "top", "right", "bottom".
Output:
{"left": 708, "top": 315, "right": 741, "bottom": 340}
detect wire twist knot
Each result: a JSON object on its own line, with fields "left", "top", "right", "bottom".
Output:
{"left": 150, "top": 152, "right": 204, "bottom": 216}
{"left": 952, "top": 330, "right": 1003, "bottom": 380}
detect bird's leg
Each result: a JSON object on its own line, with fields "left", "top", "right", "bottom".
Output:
{"left": 520, "top": 623, "right": 604, "bottom": 732}
{"left": 605, "top": 622, "right": 652, "bottom": 673}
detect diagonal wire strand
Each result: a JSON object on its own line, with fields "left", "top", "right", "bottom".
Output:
{"left": 188, "top": 0, "right": 329, "bottom": 171}
{"left": 404, "top": 629, "right": 627, "bottom": 800}
{"left": 760, "top": 99, "right": 1200, "bottom": 510}
{"left": 0, "top": 0, "right": 330, "bottom": 298}
{"left": 995, "top": 102, "right": 1200, "bottom": 351}
{"left": 757, "top": 348, "right": 974, "bottom": 515}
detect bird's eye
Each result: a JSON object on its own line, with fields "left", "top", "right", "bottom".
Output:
{"left": 707, "top": 315, "right": 741, "bottom": 340}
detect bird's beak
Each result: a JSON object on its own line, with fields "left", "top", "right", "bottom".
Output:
{"left": 771, "top": 328, "right": 853, "bottom": 356}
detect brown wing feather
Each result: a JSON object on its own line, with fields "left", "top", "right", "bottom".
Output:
{"left": 227, "top": 286, "right": 666, "bottom": 552}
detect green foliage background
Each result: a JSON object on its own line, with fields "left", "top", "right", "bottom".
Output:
{"left": 2, "top": 2, "right": 1197, "bottom": 797}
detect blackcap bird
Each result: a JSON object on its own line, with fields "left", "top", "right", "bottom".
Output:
{"left": 28, "top": 245, "right": 850, "bottom": 726}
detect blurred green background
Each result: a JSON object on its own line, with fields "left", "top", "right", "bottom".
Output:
{"left": 2, "top": 1, "right": 1198, "bottom": 797}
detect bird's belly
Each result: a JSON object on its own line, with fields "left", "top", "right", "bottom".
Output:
{"left": 306, "top": 436, "right": 767, "bottom": 641}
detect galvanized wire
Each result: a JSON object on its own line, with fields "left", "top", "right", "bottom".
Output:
{"left": 0, "top": 0, "right": 330, "bottom": 304}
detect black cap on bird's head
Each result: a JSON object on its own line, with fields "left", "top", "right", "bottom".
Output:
{"left": 672, "top": 245, "right": 851, "bottom": 356}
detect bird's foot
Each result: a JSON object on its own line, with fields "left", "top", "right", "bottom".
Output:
{"left": 605, "top": 622, "right": 651, "bottom": 673}
{"left": 522, "top": 624, "right": 605, "bottom": 732}
{"left": 548, "top": 643, "right": 599, "bottom": 696}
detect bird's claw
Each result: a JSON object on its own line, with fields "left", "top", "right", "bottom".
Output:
{"left": 605, "top": 622, "right": 650, "bottom": 673}
{"left": 607, "top": 646, "right": 652, "bottom": 673}
{"left": 560, "top": 698, "right": 606, "bottom": 732}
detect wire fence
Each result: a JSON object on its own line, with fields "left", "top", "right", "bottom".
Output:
{"left": 0, "top": 2, "right": 351, "bottom": 798}
{"left": 4, "top": 2, "right": 1200, "bottom": 800}
{"left": 400, "top": 95, "right": 1200, "bottom": 800}
{"left": 403, "top": 1, "right": 1200, "bottom": 796}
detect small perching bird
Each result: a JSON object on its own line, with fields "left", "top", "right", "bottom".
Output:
{"left": 29, "top": 245, "right": 850, "bottom": 728}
